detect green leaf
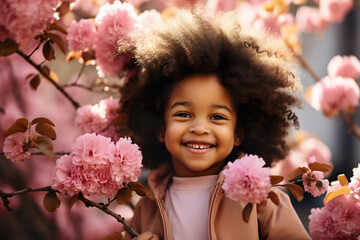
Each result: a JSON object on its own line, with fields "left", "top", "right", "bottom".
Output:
{"left": 284, "top": 183, "right": 304, "bottom": 202}
{"left": 43, "top": 40, "right": 55, "bottom": 61}
{"left": 29, "top": 74, "right": 41, "bottom": 90}
{"left": 127, "top": 182, "right": 152, "bottom": 197}
{"left": 35, "top": 122, "right": 57, "bottom": 140}
{"left": 270, "top": 175, "right": 284, "bottom": 185}
{"left": 43, "top": 191, "right": 60, "bottom": 212}
{"left": 103, "top": 232, "right": 124, "bottom": 240}
{"left": 242, "top": 203, "right": 253, "bottom": 223}
{"left": 31, "top": 117, "right": 55, "bottom": 127}
{"left": 268, "top": 191, "right": 280, "bottom": 206}
{"left": 308, "top": 162, "right": 332, "bottom": 173}
{"left": 116, "top": 187, "right": 132, "bottom": 204}
{"left": 34, "top": 136, "right": 54, "bottom": 158}
{"left": 287, "top": 167, "right": 308, "bottom": 181}
{"left": 0, "top": 38, "right": 19, "bottom": 56}
{"left": 47, "top": 33, "right": 66, "bottom": 54}
{"left": 3, "top": 118, "right": 28, "bottom": 136}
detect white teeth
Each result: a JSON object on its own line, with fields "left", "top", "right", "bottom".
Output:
{"left": 186, "top": 144, "right": 211, "bottom": 149}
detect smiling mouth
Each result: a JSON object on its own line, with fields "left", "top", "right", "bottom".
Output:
{"left": 184, "top": 143, "right": 213, "bottom": 149}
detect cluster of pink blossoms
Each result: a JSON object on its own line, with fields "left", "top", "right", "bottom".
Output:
{"left": 66, "top": 1, "right": 156, "bottom": 77}
{"left": 302, "top": 168, "right": 329, "bottom": 197}
{"left": 75, "top": 96, "right": 121, "bottom": 140}
{"left": 308, "top": 55, "right": 360, "bottom": 117}
{"left": 222, "top": 154, "right": 272, "bottom": 204}
{"left": 3, "top": 132, "right": 31, "bottom": 163}
{"left": 308, "top": 164, "right": 360, "bottom": 240}
{"left": 0, "top": 0, "right": 60, "bottom": 43}
{"left": 272, "top": 134, "right": 332, "bottom": 181}
{"left": 295, "top": 0, "right": 353, "bottom": 33}
{"left": 52, "top": 133, "right": 142, "bottom": 198}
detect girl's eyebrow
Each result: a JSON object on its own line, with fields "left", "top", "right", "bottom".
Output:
{"left": 170, "top": 101, "right": 189, "bottom": 110}
{"left": 170, "top": 102, "right": 232, "bottom": 114}
{"left": 211, "top": 104, "right": 232, "bottom": 114}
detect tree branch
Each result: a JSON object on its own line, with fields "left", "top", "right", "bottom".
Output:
{"left": 288, "top": 45, "right": 360, "bottom": 139}
{"left": 0, "top": 186, "right": 139, "bottom": 238}
{"left": 16, "top": 50, "right": 80, "bottom": 109}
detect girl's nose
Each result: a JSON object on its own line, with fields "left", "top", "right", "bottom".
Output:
{"left": 188, "top": 118, "right": 210, "bottom": 135}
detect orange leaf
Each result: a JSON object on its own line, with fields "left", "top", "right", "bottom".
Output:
{"left": 284, "top": 184, "right": 304, "bottom": 202}
{"left": 3, "top": 118, "right": 28, "bottom": 136}
{"left": 43, "top": 40, "right": 55, "bottom": 61}
{"left": 308, "top": 162, "right": 332, "bottom": 173}
{"left": 270, "top": 175, "right": 284, "bottom": 185}
{"left": 47, "top": 33, "right": 66, "bottom": 54}
{"left": 117, "top": 187, "right": 132, "bottom": 204}
{"left": 68, "top": 194, "right": 79, "bottom": 209}
{"left": 127, "top": 182, "right": 152, "bottom": 197}
{"left": 31, "top": 117, "right": 55, "bottom": 127}
{"left": 287, "top": 167, "right": 308, "bottom": 181}
{"left": 242, "top": 203, "right": 253, "bottom": 223}
{"left": 29, "top": 74, "right": 41, "bottom": 90}
{"left": 0, "top": 38, "right": 19, "bottom": 56}
{"left": 35, "top": 122, "right": 57, "bottom": 140}
{"left": 268, "top": 191, "right": 280, "bottom": 206}
{"left": 43, "top": 191, "right": 60, "bottom": 212}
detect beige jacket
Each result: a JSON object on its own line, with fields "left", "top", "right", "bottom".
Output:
{"left": 126, "top": 164, "right": 311, "bottom": 240}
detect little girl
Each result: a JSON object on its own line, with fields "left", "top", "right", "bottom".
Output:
{"left": 121, "top": 8, "right": 311, "bottom": 240}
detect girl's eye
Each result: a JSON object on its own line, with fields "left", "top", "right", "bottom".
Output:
{"left": 210, "top": 114, "right": 227, "bottom": 120}
{"left": 174, "top": 112, "right": 191, "bottom": 118}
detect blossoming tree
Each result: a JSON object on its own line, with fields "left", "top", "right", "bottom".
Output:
{"left": 0, "top": 0, "right": 359, "bottom": 239}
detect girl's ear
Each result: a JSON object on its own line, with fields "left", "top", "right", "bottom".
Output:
{"left": 157, "top": 128, "right": 165, "bottom": 142}
{"left": 234, "top": 135, "right": 241, "bottom": 147}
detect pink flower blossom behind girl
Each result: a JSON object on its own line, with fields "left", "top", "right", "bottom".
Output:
{"left": 121, "top": 9, "right": 311, "bottom": 240}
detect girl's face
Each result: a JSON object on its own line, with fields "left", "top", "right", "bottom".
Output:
{"left": 162, "top": 75, "right": 240, "bottom": 177}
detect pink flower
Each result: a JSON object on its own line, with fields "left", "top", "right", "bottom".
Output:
{"left": 295, "top": 6, "right": 329, "bottom": 33}
{"left": 71, "top": 133, "right": 115, "bottom": 166}
{"left": 94, "top": 1, "right": 142, "bottom": 77}
{"left": 308, "top": 76, "right": 360, "bottom": 116}
{"left": 309, "top": 195, "right": 360, "bottom": 239}
{"left": 52, "top": 133, "right": 142, "bottom": 198}
{"left": 302, "top": 171, "right": 329, "bottom": 197}
{"left": 3, "top": 133, "right": 31, "bottom": 163}
{"left": 327, "top": 55, "right": 360, "bottom": 80}
{"left": 319, "top": 0, "right": 353, "bottom": 23}
{"left": 98, "top": 96, "right": 120, "bottom": 124}
{"left": 75, "top": 97, "right": 120, "bottom": 134}
{"left": 207, "top": 0, "right": 236, "bottom": 14}
{"left": 110, "top": 137, "right": 143, "bottom": 183}
{"left": 0, "top": 0, "right": 60, "bottom": 43}
{"left": 138, "top": 10, "right": 163, "bottom": 31}
{"left": 349, "top": 163, "right": 360, "bottom": 201}
{"left": 75, "top": 104, "right": 108, "bottom": 133}
{"left": 253, "top": 12, "right": 281, "bottom": 37}
{"left": 66, "top": 19, "right": 96, "bottom": 52}
{"left": 222, "top": 154, "right": 271, "bottom": 204}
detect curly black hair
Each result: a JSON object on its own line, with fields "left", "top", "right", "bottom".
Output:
{"left": 120, "top": 8, "right": 302, "bottom": 169}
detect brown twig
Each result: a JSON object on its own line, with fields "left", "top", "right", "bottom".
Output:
{"left": 78, "top": 194, "right": 139, "bottom": 237}
{"left": 16, "top": 50, "right": 80, "bottom": 109}
{"left": 0, "top": 186, "right": 139, "bottom": 238}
